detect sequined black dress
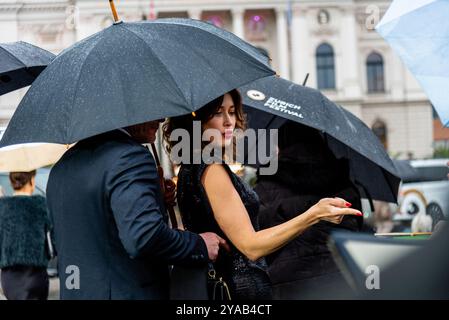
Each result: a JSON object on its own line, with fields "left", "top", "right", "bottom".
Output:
{"left": 177, "top": 162, "right": 272, "bottom": 300}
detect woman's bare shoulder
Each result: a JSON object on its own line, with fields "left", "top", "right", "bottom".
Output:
{"left": 201, "top": 163, "right": 232, "bottom": 188}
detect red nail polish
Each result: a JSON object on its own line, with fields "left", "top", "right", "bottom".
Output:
{"left": 357, "top": 212, "right": 363, "bottom": 216}
{"left": 345, "top": 202, "right": 352, "bottom": 207}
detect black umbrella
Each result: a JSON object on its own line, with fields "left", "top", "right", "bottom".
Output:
{"left": 392, "top": 159, "right": 419, "bottom": 182}
{"left": 240, "top": 76, "right": 400, "bottom": 203}
{"left": 0, "top": 18, "right": 273, "bottom": 147}
{"left": 0, "top": 41, "right": 55, "bottom": 95}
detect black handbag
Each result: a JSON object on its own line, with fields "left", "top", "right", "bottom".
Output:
{"left": 170, "top": 264, "right": 209, "bottom": 300}
{"left": 170, "top": 263, "right": 232, "bottom": 300}
{"left": 207, "top": 263, "right": 231, "bottom": 300}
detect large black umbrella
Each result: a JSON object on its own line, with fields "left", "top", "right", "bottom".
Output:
{"left": 0, "top": 18, "right": 273, "bottom": 147}
{"left": 240, "top": 76, "right": 400, "bottom": 203}
{"left": 0, "top": 41, "right": 55, "bottom": 95}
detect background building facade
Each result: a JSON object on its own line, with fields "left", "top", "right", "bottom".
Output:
{"left": 0, "top": 0, "right": 436, "bottom": 159}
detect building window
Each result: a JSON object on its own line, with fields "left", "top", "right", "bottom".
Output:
{"left": 206, "top": 15, "right": 224, "bottom": 28}
{"left": 372, "top": 120, "right": 388, "bottom": 149}
{"left": 367, "top": 52, "right": 385, "bottom": 93}
{"left": 316, "top": 43, "right": 336, "bottom": 90}
{"left": 246, "top": 14, "right": 267, "bottom": 41}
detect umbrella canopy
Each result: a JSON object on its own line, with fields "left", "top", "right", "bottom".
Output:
{"left": 0, "top": 41, "right": 55, "bottom": 95}
{"left": 392, "top": 159, "right": 419, "bottom": 182}
{"left": 0, "top": 143, "right": 69, "bottom": 172}
{"left": 240, "top": 76, "right": 400, "bottom": 203}
{"left": 376, "top": 0, "right": 449, "bottom": 127}
{"left": 0, "top": 18, "right": 273, "bottom": 147}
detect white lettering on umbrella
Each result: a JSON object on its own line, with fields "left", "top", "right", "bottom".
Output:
{"left": 264, "top": 97, "right": 304, "bottom": 119}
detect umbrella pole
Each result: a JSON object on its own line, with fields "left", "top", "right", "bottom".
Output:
{"left": 302, "top": 73, "right": 309, "bottom": 86}
{"left": 150, "top": 143, "right": 179, "bottom": 229}
{"left": 108, "top": 0, "right": 122, "bottom": 24}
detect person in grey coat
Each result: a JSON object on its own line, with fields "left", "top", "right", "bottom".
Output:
{"left": 46, "top": 121, "right": 226, "bottom": 300}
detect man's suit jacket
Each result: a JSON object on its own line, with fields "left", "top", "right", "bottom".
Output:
{"left": 46, "top": 130, "right": 208, "bottom": 299}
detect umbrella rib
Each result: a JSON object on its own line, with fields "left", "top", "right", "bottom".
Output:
{"left": 66, "top": 35, "right": 104, "bottom": 143}
{"left": 382, "top": 167, "right": 399, "bottom": 203}
{"left": 120, "top": 24, "right": 191, "bottom": 109}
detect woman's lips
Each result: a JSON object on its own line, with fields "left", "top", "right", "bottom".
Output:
{"left": 224, "top": 129, "right": 234, "bottom": 140}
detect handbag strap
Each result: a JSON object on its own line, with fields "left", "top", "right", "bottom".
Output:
{"left": 208, "top": 262, "right": 232, "bottom": 300}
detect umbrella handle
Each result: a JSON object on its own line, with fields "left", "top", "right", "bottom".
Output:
{"left": 109, "top": 0, "right": 121, "bottom": 24}
{"left": 150, "top": 143, "right": 178, "bottom": 229}
{"left": 156, "top": 165, "right": 179, "bottom": 229}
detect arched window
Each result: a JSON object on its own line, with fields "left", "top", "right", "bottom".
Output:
{"left": 372, "top": 120, "right": 388, "bottom": 149}
{"left": 316, "top": 43, "right": 336, "bottom": 90}
{"left": 367, "top": 52, "right": 385, "bottom": 93}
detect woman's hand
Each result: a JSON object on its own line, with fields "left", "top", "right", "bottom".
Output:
{"left": 306, "top": 197, "right": 363, "bottom": 225}
{"left": 164, "top": 179, "right": 177, "bottom": 207}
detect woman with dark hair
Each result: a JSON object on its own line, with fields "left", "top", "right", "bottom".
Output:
{"left": 163, "top": 90, "right": 362, "bottom": 300}
{"left": 0, "top": 170, "right": 53, "bottom": 300}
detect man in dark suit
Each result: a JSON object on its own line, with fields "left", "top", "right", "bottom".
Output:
{"left": 46, "top": 121, "right": 225, "bottom": 299}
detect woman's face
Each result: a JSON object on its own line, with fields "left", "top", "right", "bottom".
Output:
{"left": 202, "top": 93, "right": 236, "bottom": 147}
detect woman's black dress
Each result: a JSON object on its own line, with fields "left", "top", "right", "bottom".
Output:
{"left": 177, "top": 163, "right": 272, "bottom": 300}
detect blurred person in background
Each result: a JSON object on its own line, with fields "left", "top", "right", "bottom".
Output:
{"left": 0, "top": 171, "right": 53, "bottom": 300}
{"left": 372, "top": 200, "right": 406, "bottom": 234}
{"left": 411, "top": 214, "right": 432, "bottom": 233}
{"left": 254, "top": 121, "right": 364, "bottom": 299}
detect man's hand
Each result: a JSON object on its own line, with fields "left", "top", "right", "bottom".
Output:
{"left": 199, "top": 232, "right": 230, "bottom": 261}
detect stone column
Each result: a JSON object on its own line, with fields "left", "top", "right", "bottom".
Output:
{"left": 232, "top": 8, "right": 245, "bottom": 39}
{"left": 290, "top": 5, "right": 309, "bottom": 84}
{"left": 188, "top": 9, "right": 202, "bottom": 21}
{"left": 340, "top": 8, "right": 362, "bottom": 98}
{"left": 0, "top": 2, "right": 20, "bottom": 42}
{"left": 0, "top": 2, "right": 21, "bottom": 125}
{"left": 275, "top": 7, "right": 290, "bottom": 79}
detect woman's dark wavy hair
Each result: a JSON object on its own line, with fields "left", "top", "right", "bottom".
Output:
{"left": 9, "top": 170, "right": 36, "bottom": 191}
{"left": 163, "top": 89, "right": 246, "bottom": 163}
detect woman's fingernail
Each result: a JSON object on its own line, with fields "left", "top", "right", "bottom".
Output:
{"left": 356, "top": 212, "right": 363, "bottom": 216}
{"left": 345, "top": 202, "right": 352, "bottom": 207}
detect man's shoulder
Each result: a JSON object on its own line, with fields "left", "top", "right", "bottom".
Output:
{"left": 70, "top": 130, "right": 148, "bottom": 160}
{"left": 51, "top": 130, "right": 152, "bottom": 180}
{"left": 84, "top": 130, "right": 141, "bottom": 150}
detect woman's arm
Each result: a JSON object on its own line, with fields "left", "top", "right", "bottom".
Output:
{"left": 202, "top": 164, "right": 362, "bottom": 261}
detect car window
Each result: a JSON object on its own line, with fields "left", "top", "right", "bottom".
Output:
{"left": 405, "top": 166, "right": 449, "bottom": 183}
